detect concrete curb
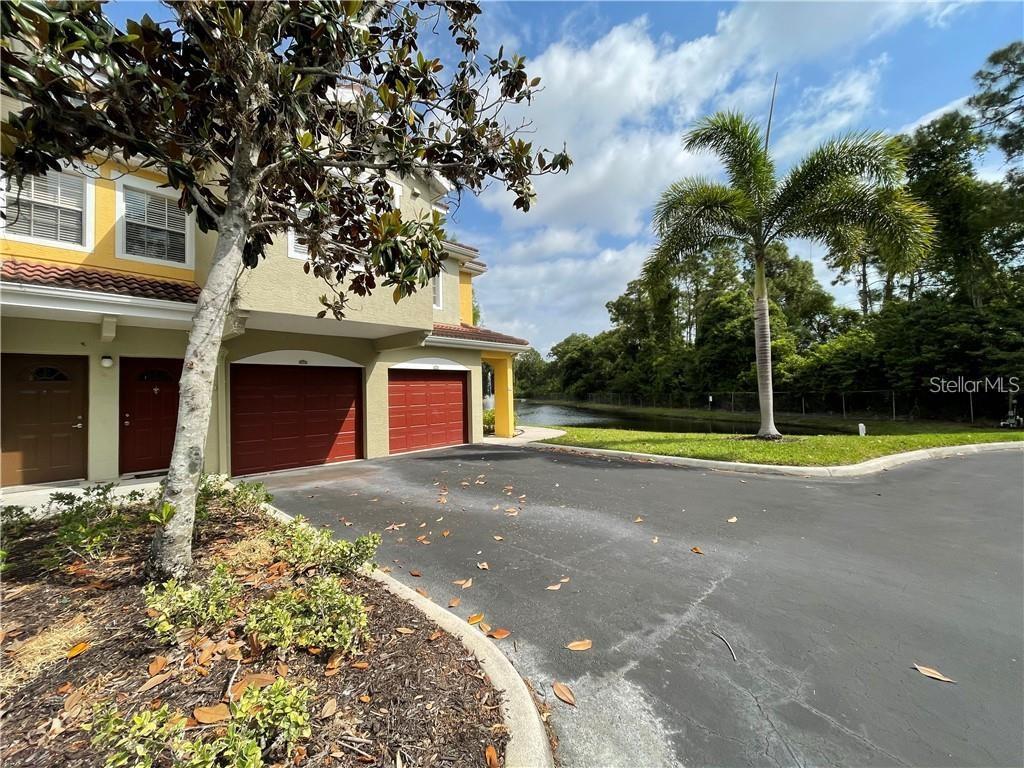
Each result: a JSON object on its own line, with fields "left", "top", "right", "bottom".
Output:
{"left": 530, "top": 440, "right": 1024, "bottom": 477}
{"left": 261, "top": 503, "right": 553, "bottom": 768}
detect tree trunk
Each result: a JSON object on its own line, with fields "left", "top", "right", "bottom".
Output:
{"left": 147, "top": 207, "right": 249, "bottom": 580}
{"left": 753, "top": 254, "right": 781, "bottom": 439}
{"left": 859, "top": 253, "right": 871, "bottom": 316}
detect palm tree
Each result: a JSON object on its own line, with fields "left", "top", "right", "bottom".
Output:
{"left": 648, "top": 112, "right": 934, "bottom": 438}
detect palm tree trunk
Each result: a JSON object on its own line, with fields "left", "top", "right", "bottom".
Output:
{"left": 753, "top": 254, "right": 781, "bottom": 439}
{"left": 146, "top": 205, "right": 249, "bottom": 579}
{"left": 859, "top": 253, "right": 871, "bottom": 315}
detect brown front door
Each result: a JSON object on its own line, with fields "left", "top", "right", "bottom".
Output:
{"left": 119, "top": 357, "right": 183, "bottom": 475}
{"left": 1, "top": 354, "right": 88, "bottom": 487}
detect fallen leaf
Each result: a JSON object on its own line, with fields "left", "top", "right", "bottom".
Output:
{"left": 148, "top": 656, "right": 167, "bottom": 677}
{"left": 633, "top": 516, "right": 644, "bottom": 523}
{"left": 452, "top": 579, "right": 467, "bottom": 586}
{"left": 351, "top": 661, "right": 370, "bottom": 670}
{"left": 477, "top": 562, "right": 489, "bottom": 570}
{"left": 428, "top": 630, "right": 443, "bottom": 641}
{"left": 487, "top": 628, "right": 511, "bottom": 640}
{"left": 552, "top": 681, "right": 576, "bottom": 706}
{"left": 359, "top": 694, "right": 372, "bottom": 703}
{"left": 448, "top": 597, "right": 461, "bottom": 608}
{"left": 467, "top": 613, "right": 484, "bottom": 625}
{"left": 485, "top": 744, "right": 499, "bottom": 768}
{"left": 415, "top": 587, "right": 429, "bottom": 598}
{"left": 652, "top": 536, "right": 659, "bottom": 544}
{"left": 560, "top": 577, "right": 570, "bottom": 583}
{"left": 138, "top": 671, "right": 173, "bottom": 693}
{"left": 727, "top": 516, "right": 738, "bottom": 523}
{"left": 66, "top": 642, "right": 90, "bottom": 659}
{"left": 691, "top": 546, "right": 704, "bottom": 555}
{"left": 493, "top": 535, "right": 504, "bottom": 541}
{"left": 442, "top": 530, "right": 451, "bottom": 538}
{"left": 320, "top": 697, "right": 338, "bottom": 719}
{"left": 193, "top": 703, "right": 230, "bottom": 724}
{"left": 277, "top": 661, "right": 289, "bottom": 677}
{"left": 913, "top": 663, "right": 956, "bottom": 683}
{"left": 546, "top": 583, "right": 561, "bottom": 591}
{"left": 230, "top": 673, "right": 276, "bottom": 699}
{"left": 505, "top": 508, "right": 519, "bottom": 516}
{"left": 565, "top": 639, "right": 592, "bottom": 651}
{"left": 410, "top": 570, "right": 422, "bottom": 578}
{"left": 462, "top": 578, "right": 473, "bottom": 589}
{"left": 396, "top": 627, "right": 415, "bottom": 635}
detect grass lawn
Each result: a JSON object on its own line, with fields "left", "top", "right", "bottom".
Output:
{"left": 542, "top": 425, "right": 1024, "bottom": 466}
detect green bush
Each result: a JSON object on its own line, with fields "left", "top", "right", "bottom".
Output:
{"left": 143, "top": 563, "right": 242, "bottom": 641}
{"left": 245, "top": 575, "right": 368, "bottom": 653}
{"left": 87, "top": 679, "right": 309, "bottom": 767}
{"left": 266, "top": 517, "right": 379, "bottom": 575}
{"left": 1, "top": 505, "right": 33, "bottom": 541}
{"left": 49, "top": 484, "right": 150, "bottom": 561}
{"left": 483, "top": 408, "right": 496, "bottom": 435}
{"left": 196, "top": 475, "right": 273, "bottom": 520}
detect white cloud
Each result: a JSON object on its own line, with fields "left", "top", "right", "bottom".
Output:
{"left": 464, "top": 1, "right": 947, "bottom": 351}
{"left": 897, "top": 94, "right": 971, "bottom": 134}
{"left": 773, "top": 55, "right": 889, "bottom": 160}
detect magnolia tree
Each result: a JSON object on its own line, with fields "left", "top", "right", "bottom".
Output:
{"left": 1, "top": 0, "right": 569, "bottom": 578}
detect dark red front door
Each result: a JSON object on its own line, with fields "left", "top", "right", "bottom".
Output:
{"left": 230, "top": 364, "right": 363, "bottom": 476}
{"left": 119, "top": 357, "right": 183, "bottom": 475}
{"left": 1, "top": 354, "right": 88, "bottom": 486}
{"left": 388, "top": 370, "right": 467, "bottom": 454}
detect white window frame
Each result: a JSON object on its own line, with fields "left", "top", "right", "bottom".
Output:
{"left": 1, "top": 166, "right": 96, "bottom": 253}
{"left": 433, "top": 264, "right": 444, "bottom": 310}
{"left": 115, "top": 174, "right": 195, "bottom": 269}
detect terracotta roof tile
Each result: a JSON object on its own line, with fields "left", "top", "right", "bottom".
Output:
{"left": 1, "top": 259, "right": 200, "bottom": 303}
{"left": 431, "top": 322, "right": 529, "bottom": 347}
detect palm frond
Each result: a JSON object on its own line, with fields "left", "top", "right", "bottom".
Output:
{"left": 784, "top": 180, "right": 936, "bottom": 268}
{"left": 766, "top": 132, "right": 907, "bottom": 239}
{"left": 684, "top": 111, "right": 776, "bottom": 204}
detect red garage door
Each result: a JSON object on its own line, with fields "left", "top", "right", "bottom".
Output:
{"left": 230, "top": 364, "right": 362, "bottom": 475}
{"left": 388, "top": 370, "right": 467, "bottom": 454}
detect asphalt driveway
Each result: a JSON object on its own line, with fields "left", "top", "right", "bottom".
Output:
{"left": 255, "top": 445, "right": 1024, "bottom": 768}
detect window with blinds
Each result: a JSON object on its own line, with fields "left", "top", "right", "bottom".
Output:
{"left": 4, "top": 171, "right": 85, "bottom": 246}
{"left": 123, "top": 186, "right": 187, "bottom": 263}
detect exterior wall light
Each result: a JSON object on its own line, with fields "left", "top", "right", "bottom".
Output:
{"left": 101, "top": 355, "right": 114, "bottom": 368}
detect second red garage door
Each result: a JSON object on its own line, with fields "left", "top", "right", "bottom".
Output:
{"left": 230, "top": 364, "right": 362, "bottom": 475}
{"left": 388, "top": 370, "right": 467, "bottom": 454}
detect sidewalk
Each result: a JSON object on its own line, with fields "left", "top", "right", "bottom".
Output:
{"left": 0, "top": 477, "right": 164, "bottom": 510}
{"left": 482, "top": 425, "right": 565, "bottom": 446}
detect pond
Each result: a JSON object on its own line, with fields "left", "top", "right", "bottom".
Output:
{"left": 514, "top": 400, "right": 834, "bottom": 436}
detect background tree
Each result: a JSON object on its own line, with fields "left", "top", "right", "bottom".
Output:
{"left": 969, "top": 41, "right": 1024, "bottom": 174}
{"left": 647, "top": 112, "right": 934, "bottom": 437}
{"left": 1, "top": 0, "right": 569, "bottom": 578}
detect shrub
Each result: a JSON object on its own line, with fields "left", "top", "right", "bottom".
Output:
{"left": 197, "top": 475, "right": 273, "bottom": 520}
{"left": 245, "top": 575, "right": 368, "bottom": 653}
{"left": 1, "top": 505, "right": 33, "bottom": 541}
{"left": 143, "top": 563, "right": 241, "bottom": 641}
{"left": 87, "top": 679, "right": 309, "bottom": 767}
{"left": 266, "top": 518, "right": 379, "bottom": 575}
{"left": 49, "top": 484, "right": 150, "bottom": 561}
{"left": 483, "top": 408, "right": 496, "bottom": 435}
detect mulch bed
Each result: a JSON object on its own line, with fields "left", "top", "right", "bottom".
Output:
{"left": 0, "top": 502, "right": 507, "bottom": 767}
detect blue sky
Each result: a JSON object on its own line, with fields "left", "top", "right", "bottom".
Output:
{"left": 108, "top": 1, "right": 1023, "bottom": 353}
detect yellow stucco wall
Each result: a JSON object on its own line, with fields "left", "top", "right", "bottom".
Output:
{"left": 459, "top": 271, "right": 474, "bottom": 325}
{"left": 1, "top": 164, "right": 199, "bottom": 282}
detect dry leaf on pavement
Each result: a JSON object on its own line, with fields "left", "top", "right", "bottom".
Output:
{"left": 552, "top": 681, "right": 576, "bottom": 706}
{"left": 487, "top": 628, "right": 511, "bottom": 640}
{"left": 727, "top": 516, "right": 738, "bottom": 523}
{"left": 565, "top": 639, "right": 592, "bottom": 651}
{"left": 477, "top": 562, "right": 489, "bottom": 570}
{"left": 913, "top": 663, "right": 956, "bottom": 683}
{"left": 467, "top": 613, "right": 484, "bottom": 625}
{"left": 546, "top": 583, "right": 561, "bottom": 591}
{"left": 691, "top": 546, "right": 704, "bottom": 555}
{"left": 448, "top": 597, "right": 461, "bottom": 608}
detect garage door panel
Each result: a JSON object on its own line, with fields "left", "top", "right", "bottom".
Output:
{"left": 230, "top": 365, "right": 362, "bottom": 475}
{"left": 388, "top": 370, "right": 467, "bottom": 454}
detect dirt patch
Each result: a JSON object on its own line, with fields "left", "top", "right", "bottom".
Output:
{"left": 0, "top": 502, "right": 507, "bottom": 766}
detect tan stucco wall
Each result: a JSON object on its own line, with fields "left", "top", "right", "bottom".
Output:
{"left": 0, "top": 316, "right": 205, "bottom": 481}
{"left": 1, "top": 317, "right": 486, "bottom": 482}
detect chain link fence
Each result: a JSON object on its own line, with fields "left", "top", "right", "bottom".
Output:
{"left": 571, "top": 388, "right": 1017, "bottom": 424}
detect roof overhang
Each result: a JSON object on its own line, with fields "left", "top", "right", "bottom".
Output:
{"left": 0, "top": 282, "right": 196, "bottom": 329}
{"left": 423, "top": 334, "right": 528, "bottom": 354}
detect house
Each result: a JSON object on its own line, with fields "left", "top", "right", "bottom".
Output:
{"left": 0, "top": 162, "right": 526, "bottom": 488}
